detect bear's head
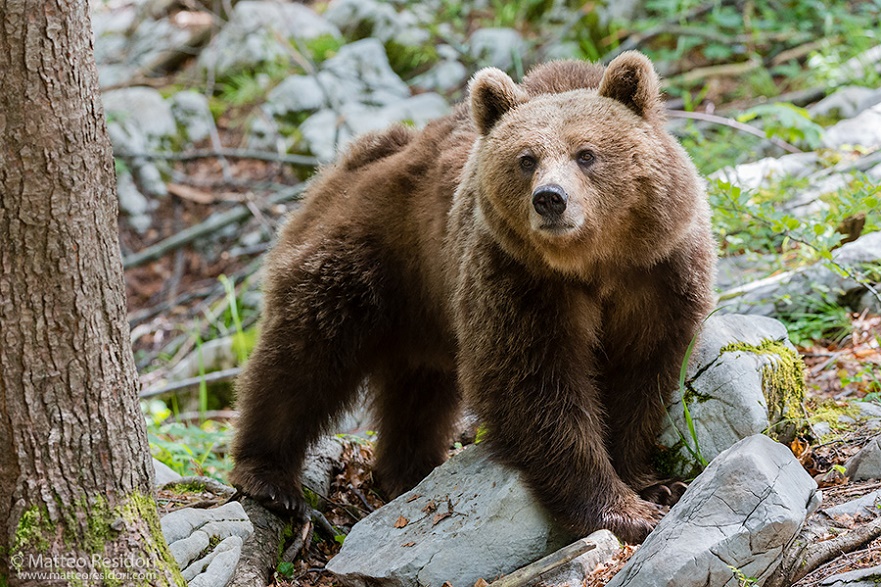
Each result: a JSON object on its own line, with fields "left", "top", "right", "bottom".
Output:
{"left": 467, "top": 51, "right": 706, "bottom": 277}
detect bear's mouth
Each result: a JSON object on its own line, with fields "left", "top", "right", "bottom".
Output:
{"left": 537, "top": 222, "right": 577, "bottom": 234}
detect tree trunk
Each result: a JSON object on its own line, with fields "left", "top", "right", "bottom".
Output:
{"left": 0, "top": 1, "right": 184, "bottom": 585}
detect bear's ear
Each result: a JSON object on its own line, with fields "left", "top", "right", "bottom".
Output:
{"left": 470, "top": 67, "right": 527, "bottom": 135}
{"left": 598, "top": 51, "right": 662, "bottom": 120}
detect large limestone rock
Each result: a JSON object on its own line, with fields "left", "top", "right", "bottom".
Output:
{"left": 718, "top": 231, "right": 881, "bottom": 317}
{"left": 658, "top": 313, "right": 805, "bottom": 478}
{"left": 197, "top": 1, "right": 341, "bottom": 77}
{"left": 608, "top": 435, "right": 818, "bottom": 587}
{"left": 326, "top": 443, "right": 571, "bottom": 587}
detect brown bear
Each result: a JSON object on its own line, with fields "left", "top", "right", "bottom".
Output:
{"left": 230, "top": 51, "right": 716, "bottom": 544}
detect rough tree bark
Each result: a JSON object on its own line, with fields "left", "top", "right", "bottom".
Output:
{"left": 0, "top": 1, "right": 184, "bottom": 585}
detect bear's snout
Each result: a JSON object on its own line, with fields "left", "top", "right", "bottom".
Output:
{"left": 532, "top": 184, "right": 568, "bottom": 216}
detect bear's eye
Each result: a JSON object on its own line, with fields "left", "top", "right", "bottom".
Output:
{"left": 576, "top": 150, "right": 596, "bottom": 168}
{"left": 519, "top": 155, "right": 537, "bottom": 173}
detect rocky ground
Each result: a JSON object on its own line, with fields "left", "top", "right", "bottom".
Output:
{"left": 86, "top": 0, "right": 881, "bottom": 585}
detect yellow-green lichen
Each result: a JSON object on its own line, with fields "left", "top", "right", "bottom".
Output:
{"left": 720, "top": 338, "right": 807, "bottom": 441}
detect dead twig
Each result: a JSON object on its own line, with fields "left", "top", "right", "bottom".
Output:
{"left": 488, "top": 537, "right": 597, "bottom": 587}
{"left": 667, "top": 109, "right": 802, "bottom": 154}
{"left": 140, "top": 367, "right": 241, "bottom": 398}
{"left": 123, "top": 184, "right": 305, "bottom": 269}
{"left": 117, "top": 148, "right": 319, "bottom": 167}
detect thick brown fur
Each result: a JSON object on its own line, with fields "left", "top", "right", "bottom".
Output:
{"left": 230, "top": 52, "right": 716, "bottom": 544}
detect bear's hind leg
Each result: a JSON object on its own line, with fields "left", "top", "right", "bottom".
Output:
{"left": 371, "top": 365, "right": 460, "bottom": 499}
{"left": 230, "top": 244, "right": 387, "bottom": 516}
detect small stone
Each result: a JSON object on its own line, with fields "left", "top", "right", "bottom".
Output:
{"left": 170, "top": 91, "right": 214, "bottom": 143}
{"left": 608, "top": 435, "right": 818, "bottom": 587}
{"left": 819, "top": 563, "right": 881, "bottom": 586}
{"left": 845, "top": 438, "right": 881, "bottom": 481}
{"left": 822, "top": 489, "right": 881, "bottom": 521}
{"left": 412, "top": 60, "right": 469, "bottom": 93}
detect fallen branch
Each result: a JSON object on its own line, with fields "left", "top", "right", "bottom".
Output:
{"left": 116, "top": 148, "right": 319, "bottom": 167}
{"left": 162, "top": 476, "right": 236, "bottom": 497}
{"left": 488, "top": 537, "right": 597, "bottom": 587}
{"left": 768, "top": 516, "right": 881, "bottom": 587}
{"left": 667, "top": 110, "right": 802, "bottom": 154}
{"left": 229, "top": 498, "right": 294, "bottom": 587}
{"left": 123, "top": 184, "right": 305, "bottom": 269}
{"left": 140, "top": 367, "right": 241, "bottom": 399}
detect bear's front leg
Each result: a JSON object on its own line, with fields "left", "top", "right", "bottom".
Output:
{"left": 600, "top": 258, "right": 714, "bottom": 501}
{"left": 455, "top": 256, "right": 661, "bottom": 543}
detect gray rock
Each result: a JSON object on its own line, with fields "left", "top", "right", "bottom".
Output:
{"left": 608, "top": 435, "right": 818, "bottom": 587}
{"left": 92, "top": 5, "right": 212, "bottom": 88}
{"left": 820, "top": 564, "right": 881, "bottom": 586}
{"left": 823, "top": 103, "right": 881, "bottom": 149}
{"left": 539, "top": 530, "right": 621, "bottom": 587}
{"left": 711, "top": 152, "right": 821, "bottom": 193}
{"left": 468, "top": 28, "right": 524, "bottom": 71}
{"left": 719, "top": 231, "right": 881, "bottom": 317}
{"left": 198, "top": 1, "right": 341, "bottom": 77}
{"left": 161, "top": 501, "right": 253, "bottom": 544}
{"left": 822, "top": 489, "right": 881, "bottom": 521}
{"left": 170, "top": 91, "right": 214, "bottom": 143}
{"left": 171, "top": 529, "right": 210, "bottom": 571}
{"left": 412, "top": 59, "right": 469, "bottom": 93}
{"left": 153, "top": 458, "right": 182, "bottom": 487}
{"left": 810, "top": 86, "right": 879, "bottom": 120}
{"left": 320, "top": 39, "right": 411, "bottom": 106}
{"left": 265, "top": 75, "right": 327, "bottom": 114}
{"left": 103, "top": 86, "right": 177, "bottom": 143}
{"left": 298, "top": 92, "right": 449, "bottom": 162}
{"left": 845, "top": 437, "right": 881, "bottom": 481}
{"left": 326, "top": 443, "right": 571, "bottom": 587}
{"left": 324, "top": 0, "right": 429, "bottom": 46}
{"left": 715, "top": 253, "right": 783, "bottom": 291}
{"left": 116, "top": 170, "right": 154, "bottom": 234}
{"left": 658, "top": 314, "right": 803, "bottom": 478}
{"left": 186, "top": 535, "right": 243, "bottom": 587}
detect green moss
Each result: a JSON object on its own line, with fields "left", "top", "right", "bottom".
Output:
{"left": 11, "top": 506, "right": 53, "bottom": 565}
{"left": 167, "top": 481, "right": 208, "bottom": 494}
{"left": 277, "top": 522, "right": 295, "bottom": 564}
{"left": 121, "top": 491, "right": 187, "bottom": 587}
{"left": 720, "top": 338, "right": 807, "bottom": 441}
{"left": 808, "top": 399, "right": 861, "bottom": 439}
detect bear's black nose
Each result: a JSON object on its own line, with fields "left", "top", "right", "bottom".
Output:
{"left": 532, "top": 184, "right": 568, "bottom": 216}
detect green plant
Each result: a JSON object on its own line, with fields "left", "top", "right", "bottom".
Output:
{"left": 729, "top": 565, "right": 758, "bottom": 586}
{"left": 737, "top": 103, "right": 824, "bottom": 150}
{"left": 148, "top": 418, "right": 232, "bottom": 479}
{"left": 778, "top": 294, "right": 852, "bottom": 347}
{"left": 219, "top": 274, "right": 248, "bottom": 365}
